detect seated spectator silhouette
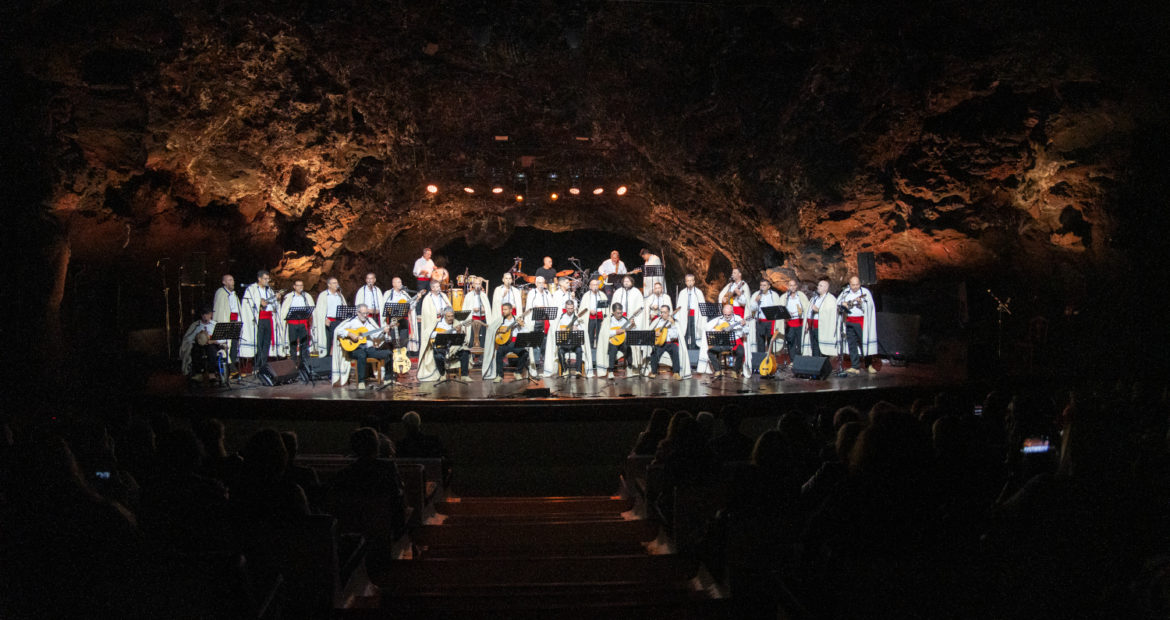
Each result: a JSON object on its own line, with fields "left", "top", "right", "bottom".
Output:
{"left": 695, "top": 411, "right": 715, "bottom": 441}
{"left": 194, "top": 417, "right": 244, "bottom": 491}
{"left": 397, "top": 411, "right": 452, "bottom": 488}
{"left": 651, "top": 412, "right": 716, "bottom": 523}
{"left": 631, "top": 408, "right": 671, "bottom": 456}
{"left": 280, "top": 430, "right": 320, "bottom": 499}
{"left": 801, "top": 421, "right": 865, "bottom": 509}
{"left": 709, "top": 404, "right": 753, "bottom": 464}
{"left": 65, "top": 418, "right": 140, "bottom": 513}
{"left": 231, "top": 428, "right": 309, "bottom": 526}
{"left": 138, "top": 428, "right": 234, "bottom": 553}
{"left": 328, "top": 427, "right": 406, "bottom": 541}
{"left": 776, "top": 412, "right": 820, "bottom": 483}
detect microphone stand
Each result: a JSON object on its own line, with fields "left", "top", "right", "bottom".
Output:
{"left": 158, "top": 259, "right": 172, "bottom": 358}
{"left": 988, "top": 289, "right": 1012, "bottom": 360}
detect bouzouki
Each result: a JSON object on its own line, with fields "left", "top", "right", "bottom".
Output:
{"left": 609, "top": 307, "right": 645, "bottom": 346}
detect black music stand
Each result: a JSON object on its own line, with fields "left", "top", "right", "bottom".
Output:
{"left": 284, "top": 307, "right": 315, "bottom": 386}
{"left": 698, "top": 302, "right": 722, "bottom": 319}
{"left": 432, "top": 333, "right": 468, "bottom": 385}
{"left": 513, "top": 331, "right": 547, "bottom": 383}
{"left": 336, "top": 305, "right": 358, "bottom": 320}
{"left": 704, "top": 331, "right": 736, "bottom": 381}
{"left": 210, "top": 321, "right": 243, "bottom": 388}
{"left": 614, "top": 330, "right": 656, "bottom": 381}
{"left": 530, "top": 306, "right": 557, "bottom": 331}
{"left": 641, "top": 264, "right": 664, "bottom": 289}
{"left": 554, "top": 330, "right": 586, "bottom": 378}
{"left": 383, "top": 301, "right": 411, "bottom": 325}
{"left": 604, "top": 274, "right": 626, "bottom": 289}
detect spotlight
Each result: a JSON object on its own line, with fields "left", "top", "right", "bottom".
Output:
{"left": 426, "top": 184, "right": 439, "bottom": 194}
{"left": 463, "top": 187, "right": 475, "bottom": 194}
{"left": 515, "top": 194, "right": 524, "bottom": 202}
{"left": 616, "top": 186, "right": 627, "bottom": 196}
{"left": 550, "top": 193, "right": 559, "bottom": 201}
{"left": 592, "top": 187, "right": 604, "bottom": 195}
{"left": 569, "top": 187, "right": 580, "bottom": 195}
{"left": 492, "top": 186, "right": 504, "bottom": 194}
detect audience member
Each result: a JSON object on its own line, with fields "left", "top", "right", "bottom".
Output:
{"left": 709, "top": 404, "right": 753, "bottom": 464}
{"left": 631, "top": 408, "right": 671, "bottom": 456}
{"left": 279, "top": 430, "right": 320, "bottom": 498}
{"left": 138, "top": 429, "right": 234, "bottom": 553}
{"left": 193, "top": 417, "right": 244, "bottom": 490}
{"left": 231, "top": 428, "right": 309, "bottom": 525}
{"left": 328, "top": 427, "right": 406, "bottom": 539}
{"left": 397, "top": 411, "right": 452, "bottom": 487}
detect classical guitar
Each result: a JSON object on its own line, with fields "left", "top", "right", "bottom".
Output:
{"left": 340, "top": 325, "right": 387, "bottom": 352}
{"left": 609, "top": 307, "right": 645, "bottom": 346}
{"left": 494, "top": 306, "right": 535, "bottom": 346}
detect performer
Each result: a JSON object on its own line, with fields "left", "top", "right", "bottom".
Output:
{"left": 280, "top": 279, "right": 314, "bottom": 366}
{"left": 748, "top": 278, "right": 783, "bottom": 372}
{"left": 379, "top": 277, "right": 414, "bottom": 348}
{"left": 312, "top": 277, "right": 345, "bottom": 356}
{"left": 676, "top": 274, "right": 708, "bottom": 374}
{"left": 596, "top": 275, "right": 646, "bottom": 372}
{"left": 415, "top": 281, "right": 452, "bottom": 382}
{"left": 802, "top": 278, "right": 839, "bottom": 358}
{"left": 639, "top": 248, "right": 664, "bottom": 296}
{"left": 492, "top": 272, "right": 525, "bottom": 318}
{"left": 644, "top": 282, "right": 672, "bottom": 322}
{"left": 240, "top": 270, "right": 286, "bottom": 373}
{"left": 463, "top": 276, "right": 491, "bottom": 354}
{"left": 354, "top": 272, "right": 383, "bottom": 323}
{"left": 180, "top": 306, "right": 225, "bottom": 382}
{"left": 212, "top": 274, "right": 242, "bottom": 371}
{"left": 431, "top": 309, "right": 471, "bottom": 379}
{"left": 552, "top": 277, "right": 574, "bottom": 310}
{"left": 554, "top": 299, "right": 592, "bottom": 377}
{"left": 604, "top": 302, "right": 635, "bottom": 379}
{"left": 534, "top": 256, "right": 558, "bottom": 284}
{"left": 717, "top": 268, "right": 752, "bottom": 319}
{"left": 579, "top": 278, "right": 608, "bottom": 352}
{"left": 526, "top": 277, "right": 556, "bottom": 373}
{"left": 330, "top": 303, "right": 391, "bottom": 389}
{"left": 647, "top": 305, "right": 683, "bottom": 380}
{"left": 706, "top": 303, "right": 747, "bottom": 378}
{"left": 413, "top": 247, "right": 435, "bottom": 295}
{"left": 597, "top": 250, "right": 626, "bottom": 296}
{"left": 839, "top": 275, "right": 879, "bottom": 375}
{"left": 487, "top": 302, "right": 529, "bottom": 383}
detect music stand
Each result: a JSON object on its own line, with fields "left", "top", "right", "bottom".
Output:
{"left": 604, "top": 274, "right": 625, "bottom": 289}
{"left": 513, "top": 331, "right": 547, "bottom": 384}
{"left": 210, "top": 321, "right": 243, "bottom": 388}
{"left": 383, "top": 301, "right": 410, "bottom": 324}
{"left": 705, "top": 331, "right": 736, "bottom": 382}
{"left": 611, "top": 330, "right": 655, "bottom": 381}
{"left": 642, "top": 264, "right": 664, "bottom": 285}
{"left": 530, "top": 307, "right": 557, "bottom": 335}
{"left": 697, "top": 302, "right": 722, "bottom": 319}
{"left": 554, "top": 330, "right": 586, "bottom": 377}
{"left": 432, "top": 333, "right": 468, "bottom": 385}
{"left": 284, "top": 307, "right": 315, "bottom": 386}
{"left": 336, "top": 305, "right": 358, "bottom": 320}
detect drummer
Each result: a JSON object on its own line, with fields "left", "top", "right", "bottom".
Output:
{"left": 534, "top": 256, "right": 558, "bottom": 284}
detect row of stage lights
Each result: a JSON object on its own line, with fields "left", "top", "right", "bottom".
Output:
{"left": 425, "top": 184, "right": 628, "bottom": 202}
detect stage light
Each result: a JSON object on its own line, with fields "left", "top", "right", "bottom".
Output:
{"left": 550, "top": 193, "right": 559, "bottom": 201}
{"left": 592, "top": 187, "right": 604, "bottom": 195}
{"left": 569, "top": 187, "right": 580, "bottom": 195}
{"left": 492, "top": 186, "right": 504, "bottom": 194}
{"left": 616, "top": 186, "right": 627, "bottom": 195}
{"left": 426, "top": 184, "right": 438, "bottom": 194}
{"left": 515, "top": 194, "right": 524, "bottom": 202}
{"left": 463, "top": 187, "right": 476, "bottom": 194}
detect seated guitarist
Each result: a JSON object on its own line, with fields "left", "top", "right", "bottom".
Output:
{"left": 492, "top": 303, "right": 529, "bottom": 383}
{"left": 432, "top": 309, "right": 470, "bottom": 379}
{"left": 706, "top": 303, "right": 746, "bottom": 379}
{"left": 338, "top": 304, "right": 391, "bottom": 389}
{"left": 648, "top": 304, "right": 682, "bottom": 380}
{"left": 605, "top": 302, "right": 634, "bottom": 379}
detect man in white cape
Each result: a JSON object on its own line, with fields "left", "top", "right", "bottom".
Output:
{"left": 578, "top": 279, "right": 608, "bottom": 370}
{"left": 379, "top": 277, "right": 417, "bottom": 353}
{"left": 311, "top": 277, "right": 345, "bottom": 357}
{"left": 180, "top": 306, "right": 225, "bottom": 380}
{"left": 551, "top": 299, "right": 593, "bottom": 377}
{"left": 329, "top": 303, "right": 391, "bottom": 388}
{"left": 646, "top": 305, "right": 689, "bottom": 379}
{"left": 353, "top": 272, "right": 384, "bottom": 324}
{"left": 838, "top": 275, "right": 879, "bottom": 374}
{"left": 774, "top": 278, "right": 807, "bottom": 368}
{"left": 212, "top": 274, "right": 241, "bottom": 369}
{"left": 278, "top": 279, "right": 314, "bottom": 363}
{"left": 675, "top": 274, "right": 709, "bottom": 374}
{"left": 415, "top": 280, "right": 453, "bottom": 382}
{"left": 639, "top": 248, "right": 664, "bottom": 296}
{"left": 717, "top": 268, "right": 752, "bottom": 320}
{"left": 802, "top": 278, "right": 839, "bottom": 358}
{"left": 480, "top": 274, "right": 526, "bottom": 381}
{"left": 596, "top": 275, "right": 646, "bottom": 372}
{"left": 240, "top": 270, "right": 287, "bottom": 372}
{"left": 526, "top": 277, "right": 557, "bottom": 375}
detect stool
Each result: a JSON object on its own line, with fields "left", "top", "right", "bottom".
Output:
{"left": 348, "top": 358, "right": 384, "bottom": 384}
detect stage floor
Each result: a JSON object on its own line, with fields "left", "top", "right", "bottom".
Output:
{"left": 146, "top": 360, "right": 966, "bottom": 422}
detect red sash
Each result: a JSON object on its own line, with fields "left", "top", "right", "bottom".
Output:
{"left": 472, "top": 315, "right": 485, "bottom": 322}
{"left": 590, "top": 312, "right": 603, "bottom": 320}
{"left": 732, "top": 307, "right": 745, "bottom": 318}
{"left": 688, "top": 309, "right": 696, "bottom": 316}
{"left": 230, "top": 312, "right": 238, "bottom": 321}
{"left": 785, "top": 319, "right": 802, "bottom": 328}
{"left": 846, "top": 316, "right": 865, "bottom": 326}
{"left": 327, "top": 317, "right": 339, "bottom": 323}
{"left": 809, "top": 319, "right": 819, "bottom": 328}
{"left": 287, "top": 319, "right": 309, "bottom": 328}
{"left": 257, "top": 313, "right": 275, "bottom": 344}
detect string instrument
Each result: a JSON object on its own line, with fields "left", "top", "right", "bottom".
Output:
{"left": 558, "top": 306, "right": 592, "bottom": 331}
{"left": 261, "top": 288, "right": 287, "bottom": 306}
{"left": 495, "top": 306, "right": 535, "bottom": 346}
{"left": 758, "top": 330, "right": 782, "bottom": 377}
{"left": 392, "top": 346, "right": 411, "bottom": 374}
{"left": 340, "top": 325, "right": 388, "bottom": 352}
{"left": 839, "top": 292, "right": 868, "bottom": 311}
{"left": 609, "top": 307, "right": 645, "bottom": 346}
{"left": 596, "top": 267, "right": 642, "bottom": 287}
{"left": 653, "top": 307, "right": 684, "bottom": 346}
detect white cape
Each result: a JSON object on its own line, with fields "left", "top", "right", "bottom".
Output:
{"left": 595, "top": 287, "right": 646, "bottom": 371}
{"left": 802, "top": 293, "right": 840, "bottom": 357}
{"left": 212, "top": 287, "right": 240, "bottom": 323}
{"left": 481, "top": 285, "right": 526, "bottom": 381}
{"left": 641, "top": 254, "right": 664, "bottom": 296}
{"left": 415, "top": 293, "right": 452, "bottom": 382}
{"left": 675, "top": 286, "right": 708, "bottom": 374}
{"left": 239, "top": 283, "right": 286, "bottom": 359}
{"left": 278, "top": 291, "right": 314, "bottom": 357}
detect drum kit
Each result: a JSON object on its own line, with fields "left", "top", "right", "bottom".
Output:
{"left": 507, "top": 257, "right": 591, "bottom": 296}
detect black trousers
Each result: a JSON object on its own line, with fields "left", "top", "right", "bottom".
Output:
{"left": 588, "top": 317, "right": 603, "bottom": 351}
{"left": 684, "top": 316, "right": 697, "bottom": 349}
{"left": 608, "top": 342, "right": 632, "bottom": 371}
{"left": 808, "top": 321, "right": 822, "bottom": 357}
{"left": 558, "top": 345, "right": 584, "bottom": 372}
{"left": 846, "top": 321, "right": 865, "bottom": 368}
{"left": 435, "top": 347, "right": 470, "bottom": 376}
{"left": 354, "top": 344, "right": 391, "bottom": 381}
{"left": 326, "top": 319, "right": 338, "bottom": 352}
{"left": 708, "top": 344, "right": 744, "bottom": 373}
{"left": 650, "top": 342, "right": 681, "bottom": 373}
{"left": 755, "top": 320, "right": 776, "bottom": 363}
{"left": 495, "top": 341, "right": 529, "bottom": 376}
{"left": 190, "top": 344, "right": 221, "bottom": 376}
{"left": 784, "top": 324, "right": 802, "bottom": 359}
{"left": 255, "top": 318, "right": 272, "bottom": 371}
{"left": 288, "top": 323, "right": 309, "bottom": 365}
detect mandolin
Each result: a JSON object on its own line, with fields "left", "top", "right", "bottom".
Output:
{"left": 758, "top": 329, "right": 782, "bottom": 377}
{"left": 558, "top": 306, "right": 592, "bottom": 331}
{"left": 609, "top": 307, "right": 645, "bottom": 346}
{"left": 494, "top": 306, "right": 534, "bottom": 346}
{"left": 340, "top": 325, "right": 388, "bottom": 352}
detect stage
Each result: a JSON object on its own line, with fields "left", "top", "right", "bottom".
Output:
{"left": 145, "top": 359, "right": 966, "bottom": 423}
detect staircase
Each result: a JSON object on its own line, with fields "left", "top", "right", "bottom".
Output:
{"left": 346, "top": 495, "right": 728, "bottom": 619}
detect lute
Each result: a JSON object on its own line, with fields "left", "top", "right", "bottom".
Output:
{"left": 609, "top": 307, "right": 645, "bottom": 346}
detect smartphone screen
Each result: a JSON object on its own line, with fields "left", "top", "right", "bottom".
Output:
{"left": 1021, "top": 437, "right": 1051, "bottom": 454}
{"left": 94, "top": 471, "right": 111, "bottom": 480}
{"left": 973, "top": 405, "right": 983, "bottom": 416}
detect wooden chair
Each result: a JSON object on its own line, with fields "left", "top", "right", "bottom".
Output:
{"left": 347, "top": 357, "right": 384, "bottom": 384}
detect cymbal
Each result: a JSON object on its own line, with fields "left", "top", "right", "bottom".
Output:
{"left": 556, "top": 269, "right": 576, "bottom": 277}
{"left": 513, "top": 272, "right": 533, "bottom": 283}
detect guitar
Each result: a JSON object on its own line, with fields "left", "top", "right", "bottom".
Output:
{"left": 392, "top": 347, "right": 411, "bottom": 374}
{"left": 340, "top": 325, "right": 388, "bottom": 352}
{"left": 609, "top": 307, "right": 645, "bottom": 346}
{"left": 596, "top": 267, "right": 643, "bottom": 287}
{"left": 558, "top": 306, "right": 592, "bottom": 331}
{"left": 494, "top": 306, "right": 535, "bottom": 346}
{"left": 652, "top": 307, "right": 684, "bottom": 346}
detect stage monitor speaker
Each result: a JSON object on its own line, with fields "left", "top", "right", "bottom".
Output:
{"left": 523, "top": 387, "right": 552, "bottom": 398}
{"left": 857, "top": 252, "right": 877, "bottom": 285}
{"left": 305, "top": 355, "right": 332, "bottom": 380}
{"left": 259, "top": 359, "right": 300, "bottom": 386}
{"left": 792, "top": 355, "right": 832, "bottom": 380}
{"left": 876, "top": 312, "right": 920, "bottom": 360}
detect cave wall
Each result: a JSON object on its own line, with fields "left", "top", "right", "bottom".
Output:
{"left": 4, "top": 0, "right": 1165, "bottom": 329}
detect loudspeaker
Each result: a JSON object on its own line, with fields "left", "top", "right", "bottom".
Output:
{"left": 258, "top": 359, "right": 300, "bottom": 386}
{"left": 791, "top": 355, "right": 832, "bottom": 380}
{"left": 876, "top": 312, "right": 920, "bottom": 360}
{"left": 305, "top": 355, "right": 332, "bottom": 380}
{"left": 857, "top": 252, "right": 877, "bottom": 285}
{"left": 522, "top": 387, "right": 552, "bottom": 398}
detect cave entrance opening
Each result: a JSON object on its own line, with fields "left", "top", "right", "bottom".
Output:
{"left": 438, "top": 227, "right": 654, "bottom": 287}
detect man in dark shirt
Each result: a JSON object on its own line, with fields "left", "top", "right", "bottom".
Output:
{"left": 533, "top": 255, "right": 558, "bottom": 284}
{"left": 708, "top": 404, "right": 754, "bottom": 463}
{"left": 397, "top": 411, "right": 452, "bottom": 488}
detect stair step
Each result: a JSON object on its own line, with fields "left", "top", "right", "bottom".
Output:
{"left": 437, "top": 496, "right": 628, "bottom": 515}
{"left": 439, "top": 513, "right": 629, "bottom": 525}
{"left": 418, "top": 541, "right": 651, "bottom": 559}
{"left": 413, "top": 520, "right": 657, "bottom": 551}
{"left": 372, "top": 555, "right": 699, "bottom": 593}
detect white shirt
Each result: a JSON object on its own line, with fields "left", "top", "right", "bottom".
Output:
{"left": 323, "top": 290, "right": 344, "bottom": 319}
{"left": 707, "top": 315, "right": 745, "bottom": 341}
{"left": 430, "top": 292, "right": 452, "bottom": 316}
{"left": 385, "top": 288, "right": 411, "bottom": 303}
{"left": 597, "top": 260, "right": 626, "bottom": 276}
{"left": 613, "top": 287, "right": 637, "bottom": 314}
{"left": 431, "top": 319, "right": 457, "bottom": 341}
{"left": 355, "top": 285, "right": 382, "bottom": 308}
{"left": 197, "top": 320, "right": 216, "bottom": 338}
{"left": 809, "top": 293, "right": 829, "bottom": 317}
{"left": 286, "top": 292, "right": 310, "bottom": 308}
{"left": 465, "top": 291, "right": 489, "bottom": 317}
{"left": 649, "top": 316, "right": 680, "bottom": 342}
{"left": 413, "top": 257, "right": 435, "bottom": 279}
{"left": 225, "top": 288, "right": 240, "bottom": 313}
{"left": 645, "top": 294, "right": 671, "bottom": 318}
{"left": 581, "top": 290, "right": 605, "bottom": 314}
{"left": 529, "top": 289, "right": 554, "bottom": 310}
{"left": 839, "top": 288, "right": 869, "bottom": 317}
{"left": 719, "top": 280, "right": 751, "bottom": 306}
{"left": 754, "top": 290, "right": 782, "bottom": 319}
{"left": 556, "top": 311, "right": 582, "bottom": 331}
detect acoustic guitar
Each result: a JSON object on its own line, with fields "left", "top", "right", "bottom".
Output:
{"left": 652, "top": 307, "right": 684, "bottom": 346}
{"left": 340, "top": 325, "right": 387, "bottom": 352}
{"left": 609, "top": 307, "right": 645, "bottom": 346}
{"left": 494, "top": 306, "right": 535, "bottom": 346}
